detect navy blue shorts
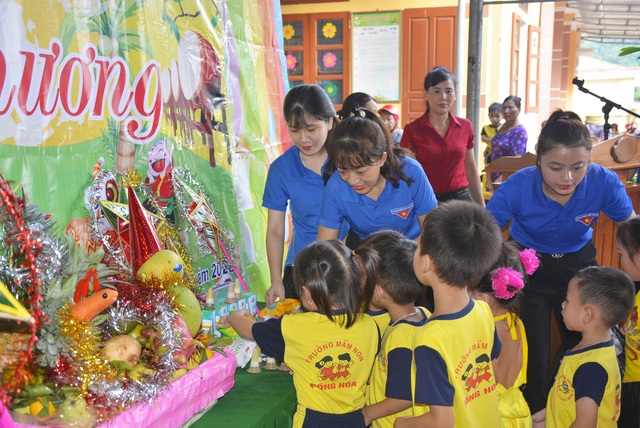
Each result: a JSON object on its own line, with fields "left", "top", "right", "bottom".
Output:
{"left": 302, "top": 408, "right": 366, "bottom": 428}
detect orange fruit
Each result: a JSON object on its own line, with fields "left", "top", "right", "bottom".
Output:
{"left": 29, "top": 398, "right": 56, "bottom": 417}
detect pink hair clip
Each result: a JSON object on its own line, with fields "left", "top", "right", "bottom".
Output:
{"left": 519, "top": 248, "right": 540, "bottom": 275}
{"left": 491, "top": 267, "right": 525, "bottom": 300}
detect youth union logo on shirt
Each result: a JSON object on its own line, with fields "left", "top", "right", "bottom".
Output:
{"left": 575, "top": 213, "right": 598, "bottom": 227}
{"left": 391, "top": 203, "right": 414, "bottom": 219}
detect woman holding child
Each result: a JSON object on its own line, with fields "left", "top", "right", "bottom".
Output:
{"left": 489, "top": 95, "right": 528, "bottom": 184}
{"left": 486, "top": 109, "right": 635, "bottom": 416}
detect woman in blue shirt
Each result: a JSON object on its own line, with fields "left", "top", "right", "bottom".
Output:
{"left": 486, "top": 109, "right": 635, "bottom": 417}
{"left": 263, "top": 84, "right": 346, "bottom": 305}
{"left": 318, "top": 109, "right": 437, "bottom": 241}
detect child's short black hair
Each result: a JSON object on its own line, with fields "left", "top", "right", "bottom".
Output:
{"left": 573, "top": 266, "right": 635, "bottom": 327}
{"left": 360, "top": 230, "right": 422, "bottom": 305}
{"left": 488, "top": 102, "right": 502, "bottom": 114}
{"left": 418, "top": 201, "right": 502, "bottom": 287}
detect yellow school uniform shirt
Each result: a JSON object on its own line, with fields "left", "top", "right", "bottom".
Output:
{"left": 253, "top": 310, "right": 379, "bottom": 428}
{"left": 366, "top": 307, "right": 430, "bottom": 428}
{"left": 482, "top": 124, "right": 501, "bottom": 151}
{"left": 411, "top": 299, "right": 501, "bottom": 427}
{"left": 366, "top": 308, "right": 391, "bottom": 338}
{"left": 624, "top": 291, "right": 640, "bottom": 382}
{"left": 546, "top": 340, "right": 621, "bottom": 428}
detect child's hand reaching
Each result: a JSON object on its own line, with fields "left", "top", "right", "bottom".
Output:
{"left": 219, "top": 310, "right": 255, "bottom": 340}
{"left": 218, "top": 310, "right": 248, "bottom": 329}
{"left": 217, "top": 316, "right": 231, "bottom": 329}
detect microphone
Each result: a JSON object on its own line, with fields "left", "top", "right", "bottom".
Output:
{"left": 572, "top": 77, "right": 585, "bottom": 91}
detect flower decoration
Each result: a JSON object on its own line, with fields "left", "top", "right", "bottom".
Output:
{"left": 352, "top": 108, "right": 366, "bottom": 118}
{"left": 322, "top": 52, "right": 337, "bottom": 68}
{"left": 491, "top": 267, "right": 524, "bottom": 300}
{"left": 519, "top": 248, "right": 540, "bottom": 275}
{"left": 322, "top": 22, "right": 337, "bottom": 39}
{"left": 324, "top": 83, "right": 337, "bottom": 97}
{"left": 283, "top": 24, "right": 295, "bottom": 40}
{"left": 286, "top": 54, "right": 297, "bottom": 70}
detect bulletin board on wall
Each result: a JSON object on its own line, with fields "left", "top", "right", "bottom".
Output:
{"left": 352, "top": 11, "right": 401, "bottom": 102}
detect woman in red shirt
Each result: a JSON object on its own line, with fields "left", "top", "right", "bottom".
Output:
{"left": 400, "top": 66, "right": 485, "bottom": 206}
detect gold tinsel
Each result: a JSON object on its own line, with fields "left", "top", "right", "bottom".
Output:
{"left": 138, "top": 271, "right": 188, "bottom": 316}
{"left": 119, "top": 170, "right": 143, "bottom": 189}
{"left": 58, "top": 304, "right": 116, "bottom": 395}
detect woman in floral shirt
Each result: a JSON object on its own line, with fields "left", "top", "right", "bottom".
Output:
{"left": 490, "top": 96, "right": 528, "bottom": 184}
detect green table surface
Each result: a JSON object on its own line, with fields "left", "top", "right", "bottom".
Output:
{"left": 190, "top": 366, "right": 296, "bottom": 428}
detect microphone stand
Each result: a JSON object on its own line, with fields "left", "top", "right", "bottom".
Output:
{"left": 572, "top": 77, "right": 640, "bottom": 140}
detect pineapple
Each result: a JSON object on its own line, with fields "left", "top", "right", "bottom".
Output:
{"left": 36, "top": 232, "right": 119, "bottom": 367}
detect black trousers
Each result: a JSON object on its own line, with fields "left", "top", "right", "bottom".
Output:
{"left": 283, "top": 265, "right": 298, "bottom": 299}
{"left": 619, "top": 380, "right": 640, "bottom": 427}
{"left": 435, "top": 186, "right": 471, "bottom": 204}
{"left": 520, "top": 242, "right": 597, "bottom": 414}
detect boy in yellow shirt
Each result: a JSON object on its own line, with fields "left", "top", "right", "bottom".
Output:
{"left": 397, "top": 201, "right": 503, "bottom": 427}
{"left": 541, "top": 266, "right": 634, "bottom": 427}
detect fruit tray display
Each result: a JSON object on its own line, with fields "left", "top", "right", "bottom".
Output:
{"left": 0, "top": 173, "right": 244, "bottom": 427}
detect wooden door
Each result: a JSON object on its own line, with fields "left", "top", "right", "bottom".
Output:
{"left": 401, "top": 7, "right": 457, "bottom": 126}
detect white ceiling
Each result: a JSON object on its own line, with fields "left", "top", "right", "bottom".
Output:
{"left": 565, "top": 0, "right": 640, "bottom": 43}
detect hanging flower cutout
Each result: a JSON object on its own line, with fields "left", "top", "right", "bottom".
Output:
{"left": 283, "top": 24, "right": 295, "bottom": 40}
{"left": 322, "top": 52, "right": 337, "bottom": 69}
{"left": 322, "top": 22, "right": 337, "bottom": 39}
{"left": 286, "top": 54, "right": 297, "bottom": 70}
{"left": 324, "top": 83, "right": 337, "bottom": 97}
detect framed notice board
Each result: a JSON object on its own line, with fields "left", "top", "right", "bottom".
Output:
{"left": 352, "top": 12, "right": 400, "bottom": 102}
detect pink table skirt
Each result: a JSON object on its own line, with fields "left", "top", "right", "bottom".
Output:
{"left": 8, "top": 349, "right": 236, "bottom": 428}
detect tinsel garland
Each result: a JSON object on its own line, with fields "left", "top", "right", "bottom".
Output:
{"left": 0, "top": 167, "right": 220, "bottom": 418}
{"left": 0, "top": 176, "right": 51, "bottom": 403}
{"left": 88, "top": 170, "right": 195, "bottom": 289}
{"left": 172, "top": 166, "right": 238, "bottom": 270}
{"left": 86, "top": 169, "right": 130, "bottom": 275}
{"left": 57, "top": 305, "right": 115, "bottom": 396}
{"left": 89, "top": 284, "right": 182, "bottom": 420}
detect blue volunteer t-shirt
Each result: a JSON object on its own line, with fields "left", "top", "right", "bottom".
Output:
{"left": 262, "top": 146, "right": 348, "bottom": 266}
{"left": 319, "top": 156, "right": 437, "bottom": 239}
{"left": 486, "top": 164, "right": 633, "bottom": 254}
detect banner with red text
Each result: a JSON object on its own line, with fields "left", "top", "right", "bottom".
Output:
{"left": 0, "top": 0, "right": 290, "bottom": 299}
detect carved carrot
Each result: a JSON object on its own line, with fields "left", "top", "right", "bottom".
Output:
{"left": 70, "top": 289, "right": 118, "bottom": 322}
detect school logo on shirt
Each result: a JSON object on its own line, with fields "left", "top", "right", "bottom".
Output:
{"left": 455, "top": 350, "right": 496, "bottom": 406}
{"left": 391, "top": 203, "right": 414, "bottom": 219}
{"left": 554, "top": 375, "right": 574, "bottom": 401}
{"left": 575, "top": 213, "right": 598, "bottom": 227}
{"left": 314, "top": 352, "right": 354, "bottom": 382}
{"left": 306, "top": 341, "right": 363, "bottom": 390}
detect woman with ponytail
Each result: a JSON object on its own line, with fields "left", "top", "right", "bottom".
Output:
{"left": 486, "top": 109, "right": 635, "bottom": 419}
